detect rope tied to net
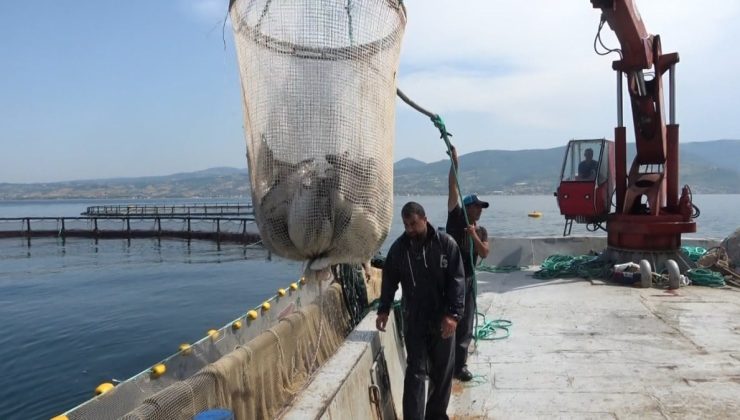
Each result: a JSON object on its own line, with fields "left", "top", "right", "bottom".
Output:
{"left": 335, "top": 264, "right": 370, "bottom": 327}
{"left": 396, "top": 88, "right": 510, "bottom": 346}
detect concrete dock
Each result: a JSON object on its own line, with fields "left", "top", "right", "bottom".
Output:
{"left": 288, "top": 265, "right": 740, "bottom": 419}
{"left": 449, "top": 269, "right": 740, "bottom": 419}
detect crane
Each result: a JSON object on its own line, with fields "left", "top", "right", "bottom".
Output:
{"left": 556, "top": 0, "right": 697, "bottom": 268}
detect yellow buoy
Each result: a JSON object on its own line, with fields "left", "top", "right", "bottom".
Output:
{"left": 208, "top": 329, "right": 220, "bottom": 340}
{"left": 51, "top": 415, "right": 69, "bottom": 420}
{"left": 290, "top": 282, "right": 299, "bottom": 291}
{"left": 232, "top": 320, "right": 243, "bottom": 330}
{"left": 261, "top": 301, "right": 271, "bottom": 311}
{"left": 179, "top": 343, "right": 192, "bottom": 355}
{"left": 277, "top": 288, "right": 286, "bottom": 297}
{"left": 95, "top": 382, "right": 114, "bottom": 396}
{"left": 151, "top": 363, "right": 166, "bottom": 378}
{"left": 247, "top": 310, "right": 259, "bottom": 320}
{"left": 527, "top": 211, "right": 543, "bottom": 218}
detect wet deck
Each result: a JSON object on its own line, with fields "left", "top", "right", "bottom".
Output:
{"left": 450, "top": 269, "right": 740, "bottom": 419}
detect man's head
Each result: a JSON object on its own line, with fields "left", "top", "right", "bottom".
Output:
{"left": 401, "top": 201, "right": 428, "bottom": 240}
{"left": 584, "top": 148, "right": 594, "bottom": 161}
{"left": 462, "top": 194, "right": 489, "bottom": 222}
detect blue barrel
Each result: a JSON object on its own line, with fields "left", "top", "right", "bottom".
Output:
{"left": 193, "top": 408, "right": 235, "bottom": 420}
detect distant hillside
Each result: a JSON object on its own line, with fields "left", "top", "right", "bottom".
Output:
{"left": 0, "top": 168, "right": 250, "bottom": 200}
{"left": 1, "top": 140, "right": 737, "bottom": 199}
{"left": 394, "top": 158, "right": 426, "bottom": 171}
{"left": 682, "top": 140, "right": 740, "bottom": 173}
{"left": 394, "top": 140, "right": 740, "bottom": 195}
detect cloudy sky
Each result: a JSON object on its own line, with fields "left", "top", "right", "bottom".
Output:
{"left": 1, "top": 0, "right": 738, "bottom": 183}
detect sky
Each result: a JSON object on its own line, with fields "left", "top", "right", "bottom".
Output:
{"left": 1, "top": 0, "right": 738, "bottom": 183}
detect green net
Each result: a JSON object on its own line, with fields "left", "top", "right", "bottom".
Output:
{"left": 681, "top": 246, "right": 707, "bottom": 262}
{"left": 476, "top": 263, "right": 521, "bottom": 273}
{"left": 686, "top": 268, "right": 726, "bottom": 287}
{"left": 533, "top": 254, "right": 610, "bottom": 280}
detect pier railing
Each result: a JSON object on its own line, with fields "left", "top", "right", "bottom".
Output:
{"left": 0, "top": 216, "right": 259, "bottom": 244}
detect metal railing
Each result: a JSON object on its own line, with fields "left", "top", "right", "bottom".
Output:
{"left": 0, "top": 216, "right": 259, "bottom": 244}
{"left": 81, "top": 204, "right": 254, "bottom": 218}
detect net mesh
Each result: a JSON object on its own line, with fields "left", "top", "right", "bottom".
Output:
{"left": 61, "top": 267, "right": 383, "bottom": 419}
{"left": 118, "top": 282, "right": 352, "bottom": 420}
{"left": 229, "top": 0, "right": 406, "bottom": 268}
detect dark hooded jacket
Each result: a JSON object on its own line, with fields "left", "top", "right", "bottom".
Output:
{"left": 378, "top": 222, "right": 465, "bottom": 333}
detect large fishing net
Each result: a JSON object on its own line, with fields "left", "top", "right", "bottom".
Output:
{"left": 229, "top": 0, "right": 407, "bottom": 269}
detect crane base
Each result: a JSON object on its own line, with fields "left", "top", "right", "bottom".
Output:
{"left": 607, "top": 213, "right": 695, "bottom": 251}
{"left": 605, "top": 246, "right": 694, "bottom": 273}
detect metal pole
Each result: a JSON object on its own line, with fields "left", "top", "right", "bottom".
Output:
{"left": 617, "top": 71, "right": 624, "bottom": 127}
{"left": 669, "top": 64, "right": 676, "bottom": 125}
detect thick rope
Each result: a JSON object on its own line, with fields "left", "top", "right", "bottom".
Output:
{"left": 476, "top": 263, "right": 521, "bottom": 273}
{"left": 397, "top": 88, "right": 510, "bottom": 346}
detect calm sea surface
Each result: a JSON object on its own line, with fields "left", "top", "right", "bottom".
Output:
{"left": 1, "top": 195, "right": 738, "bottom": 419}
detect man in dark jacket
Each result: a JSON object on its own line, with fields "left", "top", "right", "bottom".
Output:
{"left": 376, "top": 201, "right": 465, "bottom": 420}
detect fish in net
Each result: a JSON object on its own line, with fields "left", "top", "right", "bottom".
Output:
{"left": 229, "top": 0, "right": 406, "bottom": 269}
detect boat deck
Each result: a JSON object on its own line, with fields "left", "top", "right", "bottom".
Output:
{"left": 450, "top": 269, "right": 740, "bottom": 419}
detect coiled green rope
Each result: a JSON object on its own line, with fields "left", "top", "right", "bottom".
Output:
{"left": 474, "top": 314, "right": 511, "bottom": 340}
{"left": 686, "top": 268, "right": 725, "bottom": 287}
{"left": 681, "top": 246, "right": 707, "bottom": 262}
{"left": 533, "top": 254, "right": 610, "bottom": 279}
{"left": 476, "top": 263, "right": 521, "bottom": 273}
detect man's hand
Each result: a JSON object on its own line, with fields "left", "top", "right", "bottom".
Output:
{"left": 376, "top": 313, "right": 389, "bottom": 332}
{"left": 447, "top": 145, "right": 459, "bottom": 168}
{"left": 464, "top": 225, "right": 478, "bottom": 238}
{"left": 440, "top": 315, "right": 458, "bottom": 339}
{"left": 362, "top": 262, "right": 372, "bottom": 282}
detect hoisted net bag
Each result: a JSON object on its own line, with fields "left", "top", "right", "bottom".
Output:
{"left": 230, "top": 0, "right": 406, "bottom": 268}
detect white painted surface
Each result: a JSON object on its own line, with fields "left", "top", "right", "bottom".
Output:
{"left": 286, "top": 238, "right": 737, "bottom": 419}
{"left": 450, "top": 269, "right": 740, "bottom": 418}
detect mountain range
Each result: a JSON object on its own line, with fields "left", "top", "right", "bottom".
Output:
{"left": 1, "top": 140, "right": 737, "bottom": 199}
{"left": 395, "top": 139, "right": 740, "bottom": 195}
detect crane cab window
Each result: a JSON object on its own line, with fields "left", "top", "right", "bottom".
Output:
{"left": 561, "top": 140, "right": 604, "bottom": 182}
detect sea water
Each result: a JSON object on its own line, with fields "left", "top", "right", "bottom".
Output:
{"left": 0, "top": 195, "right": 737, "bottom": 419}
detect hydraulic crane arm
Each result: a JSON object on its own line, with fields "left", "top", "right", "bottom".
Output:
{"left": 592, "top": 0, "right": 679, "bottom": 166}
{"left": 589, "top": 0, "right": 695, "bottom": 251}
{"left": 592, "top": 0, "right": 653, "bottom": 70}
{"left": 592, "top": 0, "right": 682, "bottom": 218}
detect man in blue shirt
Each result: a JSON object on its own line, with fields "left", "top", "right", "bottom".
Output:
{"left": 577, "top": 148, "right": 599, "bottom": 180}
{"left": 446, "top": 145, "right": 490, "bottom": 382}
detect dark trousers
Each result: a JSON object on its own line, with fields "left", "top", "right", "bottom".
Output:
{"left": 455, "top": 276, "right": 476, "bottom": 372}
{"left": 403, "top": 328, "right": 455, "bottom": 420}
